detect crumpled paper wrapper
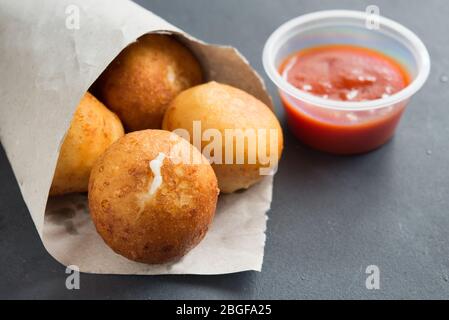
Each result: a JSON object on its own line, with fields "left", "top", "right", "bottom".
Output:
{"left": 0, "top": 0, "right": 274, "bottom": 274}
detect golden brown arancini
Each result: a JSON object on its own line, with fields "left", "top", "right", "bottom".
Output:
{"left": 94, "top": 34, "right": 203, "bottom": 131}
{"left": 88, "top": 130, "right": 219, "bottom": 264}
{"left": 50, "top": 92, "right": 124, "bottom": 196}
{"left": 162, "top": 81, "right": 284, "bottom": 193}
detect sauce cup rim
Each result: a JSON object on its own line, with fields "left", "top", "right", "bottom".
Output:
{"left": 262, "top": 10, "right": 431, "bottom": 111}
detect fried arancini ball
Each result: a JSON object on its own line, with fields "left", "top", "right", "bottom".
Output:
{"left": 95, "top": 34, "right": 203, "bottom": 131}
{"left": 88, "top": 130, "right": 219, "bottom": 264}
{"left": 162, "top": 82, "right": 283, "bottom": 193}
{"left": 50, "top": 92, "right": 124, "bottom": 196}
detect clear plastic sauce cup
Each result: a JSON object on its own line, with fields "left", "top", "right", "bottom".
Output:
{"left": 263, "top": 10, "right": 430, "bottom": 154}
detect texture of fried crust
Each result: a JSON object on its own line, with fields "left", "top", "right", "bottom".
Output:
{"left": 162, "top": 81, "right": 284, "bottom": 193}
{"left": 88, "top": 130, "right": 219, "bottom": 264}
{"left": 50, "top": 92, "right": 124, "bottom": 196}
{"left": 95, "top": 34, "right": 203, "bottom": 131}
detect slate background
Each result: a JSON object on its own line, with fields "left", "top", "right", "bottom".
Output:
{"left": 1, "top": 0, "right": 448, "bottom": 299}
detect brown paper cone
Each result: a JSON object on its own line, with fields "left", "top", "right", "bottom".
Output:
{"left": 0, "top": 0, "right": 274, "bottom": 274}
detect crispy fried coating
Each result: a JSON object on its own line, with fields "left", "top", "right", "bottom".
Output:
{"left": 162, "top": 82, "right": 284, "bottom": 193}
{"left": 88, "top": 130, "right": 219, "bottom": 264}
{"left": 50, "top": 92, "right": 124, "bottom": 196}
{"left": 95, "top": 34, "right": 203, "bottom": 131}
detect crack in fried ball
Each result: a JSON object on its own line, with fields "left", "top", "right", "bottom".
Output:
{"left": 88, "top": 130, "right": 219, "bottom": 264}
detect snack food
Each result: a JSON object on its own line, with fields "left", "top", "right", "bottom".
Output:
{"left": 88, "top": 130, "right": 219, "bottom": 264}
{"left": 95, "top": 34, "right": 203, "bottom": 131}
{"left": 50, "top": 92, "right": 124, "bottom": 196}
{"left": 162, "top": 81, "right": 283, "bottom": 193}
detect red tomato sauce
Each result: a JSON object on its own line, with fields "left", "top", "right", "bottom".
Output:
{"left": 279, "top": 45, "right": 411, "bottom": 154}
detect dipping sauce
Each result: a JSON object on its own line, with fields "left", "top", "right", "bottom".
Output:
{"left": 279, "top": 45, "right": 411, "bottom": 154}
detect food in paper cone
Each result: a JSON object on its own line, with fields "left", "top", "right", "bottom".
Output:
{"left": 50, "top": 92, "right": 124, "bottom": 196}
{"left": 88, "top": 130, "right": 219, "bottom": 264}
{"left": 0, "top": 0, "right": 281, "bottom": 274}
{"left": 94, "top": 34, "right": 203, "bottom": 131}
{"left": 49, "top": 34, "right": 278, "bottom": 265}
{"left": 162, "top": 81, "right": 283, "bottom": 193}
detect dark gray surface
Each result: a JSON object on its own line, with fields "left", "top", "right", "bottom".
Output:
{"left": 1, "top": 0, "right": 449, "bottom": 299}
